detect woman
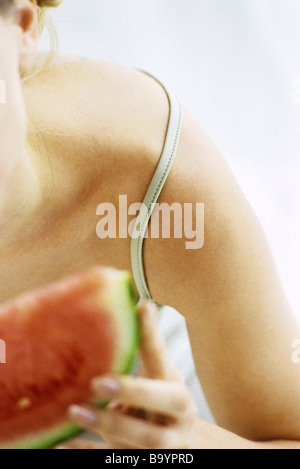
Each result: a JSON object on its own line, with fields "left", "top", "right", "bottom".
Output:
{"left": 1, "top": 0, "right": 300, "bottom": 449}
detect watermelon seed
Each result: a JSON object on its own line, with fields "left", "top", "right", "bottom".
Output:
{"left": 17, "top": 397, "right": 32, "bottom": 410}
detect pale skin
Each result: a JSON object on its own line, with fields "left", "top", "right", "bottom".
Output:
{"left": 1, "top": 0, "right": 300, "bottom": 449}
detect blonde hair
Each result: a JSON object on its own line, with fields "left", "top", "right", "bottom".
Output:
{"left": 37, "top": 0, "right": 63, "bottom": 34}
{"left": 23, "top": 0, "right": 63, "bottom": 80}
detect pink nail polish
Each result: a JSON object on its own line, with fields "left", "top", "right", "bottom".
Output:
{"left": 69, "top": 405, "right": 99, "bottom": 427}
{"left": 92, "top": 377, "right": 119, "bottom": 397}
{"left": 56, "top": 445, "right": 75, "bottom": 450}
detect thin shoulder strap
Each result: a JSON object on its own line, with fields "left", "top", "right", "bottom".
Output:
{"left": 131, "top": 72, "right": 183, "bottom": 302}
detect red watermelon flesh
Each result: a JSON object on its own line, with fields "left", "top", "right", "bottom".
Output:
{"left": 0, "top": 267, "right": 139, "bottom": 449}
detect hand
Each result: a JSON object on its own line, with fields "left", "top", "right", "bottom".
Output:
{"left": 60, "top": 302, "right": 199, "bottom": 449}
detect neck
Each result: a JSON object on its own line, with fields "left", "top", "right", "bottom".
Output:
{"left": 0, "top": 142, "right": 44, "bottom": 245}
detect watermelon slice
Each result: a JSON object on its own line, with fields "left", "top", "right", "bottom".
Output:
{"left": 0, "top": 267, "right": 140, "bottom": 449}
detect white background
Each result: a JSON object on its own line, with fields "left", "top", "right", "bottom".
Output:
{"left": 40, "top": 0, "right": 300, "bottom": 421}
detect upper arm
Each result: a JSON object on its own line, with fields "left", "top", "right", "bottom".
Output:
{"left": 144, "top": 110, "right": 300, "bottom": 440}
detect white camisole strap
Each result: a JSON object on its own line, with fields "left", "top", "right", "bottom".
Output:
{"left": 130, "top": 72, "right": 183, "bottom": 302}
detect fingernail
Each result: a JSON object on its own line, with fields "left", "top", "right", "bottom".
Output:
{"left": 68, "top": 405, "right": 99, "bottom": 427}
{"left": 141, "top": 301, "right": 158, "bottom": 317}
{"left": 56, "top": 445, "right": 75, "bottom": 450}
{"left": 91, "top": 377, "right": 120, "bottom": 397}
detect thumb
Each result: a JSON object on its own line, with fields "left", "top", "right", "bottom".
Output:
{"left": 138, "top": 302, "right": 182, "bottom": 382}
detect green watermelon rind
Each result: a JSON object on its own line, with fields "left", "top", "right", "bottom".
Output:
{"left": 108, "top": 270, "right": 140, "bottom": 374}
{"left": 4, "top": 423, "right": 82, "bottom": 450}
{"left": 2, "top": 270, "right": 140, "bottom": 450}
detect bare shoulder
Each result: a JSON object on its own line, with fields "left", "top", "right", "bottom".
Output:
{"left": 23, "top": 59, "right": 170, "bottom": 177}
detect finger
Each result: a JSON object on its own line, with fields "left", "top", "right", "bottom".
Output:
{"left": 139, "top": 302, "right": 182, "bottom": 381}
{"left": 68, "top": 405, "right": 183, "bottom": 449}
{"left": 91, "top": 375, "right": 197, "bottom": 422}
{"left": 108, "top": 401, "right": 154, "bottom": 424}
